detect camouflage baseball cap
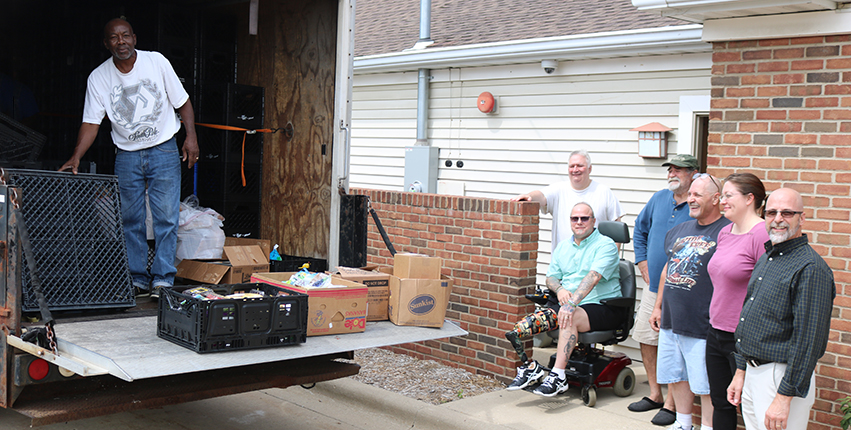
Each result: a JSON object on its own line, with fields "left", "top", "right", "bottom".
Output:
{"left": 661, "top": 154, "right": 699, "bottom": 170}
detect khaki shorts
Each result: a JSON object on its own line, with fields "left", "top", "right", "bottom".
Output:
{"left": 631, "top": 289, "right": 659, "bottom": 346}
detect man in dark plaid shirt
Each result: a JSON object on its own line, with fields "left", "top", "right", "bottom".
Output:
{"left": 727, "top": 188, "right": 835, "bottom": 430}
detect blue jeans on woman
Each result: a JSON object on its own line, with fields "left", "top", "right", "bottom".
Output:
{"left": 114, "top": 137, "right": 181, "bottom": 291}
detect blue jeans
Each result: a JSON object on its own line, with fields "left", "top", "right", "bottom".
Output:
{"left": 115, "top": 137, "right": 181, "bottom": 290}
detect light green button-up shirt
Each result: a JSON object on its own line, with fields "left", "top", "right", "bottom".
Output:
{"left": 546, "top": 228, "right": 621, "bottom": 305}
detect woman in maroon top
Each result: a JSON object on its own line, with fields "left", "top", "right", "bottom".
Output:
{"left": 706, "top": 173, "right": 770, "bottom": 430}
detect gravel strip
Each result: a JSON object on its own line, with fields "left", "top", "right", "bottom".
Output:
{"left": 340, "top": 348, "right": 506, "bottom": 405}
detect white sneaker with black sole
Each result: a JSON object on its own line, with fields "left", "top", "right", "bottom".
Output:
{"left": 505, "top": 360, "right": 547, "bottom": 391}
{"left": 532, "top": 371, "right": 569, "bottom": 397}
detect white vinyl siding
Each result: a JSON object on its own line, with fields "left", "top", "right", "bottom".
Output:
{"left": 353, "top": 51, "right": 710, "bottom": 259}
{"left": 352, "top": 53, "right": 711, "bottom": 356}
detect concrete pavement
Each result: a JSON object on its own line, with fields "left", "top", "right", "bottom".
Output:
{"left": 0, "top": 348, "right": 668, "bottom": 429}
{"left": 281, "top": 362, "right": 666, "bottom": 430}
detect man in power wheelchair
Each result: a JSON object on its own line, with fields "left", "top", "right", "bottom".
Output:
{"left": 505, "top": 203, "right": 636, "bottom": 404}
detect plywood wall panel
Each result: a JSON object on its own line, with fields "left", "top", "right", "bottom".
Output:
{"left": 237, "top": 0, "right": 337, "bottom": 259}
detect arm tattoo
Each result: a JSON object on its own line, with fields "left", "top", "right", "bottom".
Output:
{"left": 546, "top": 277, "right": 562, "bottom": 294}
{"left": 572, "top": 271, "right": 602, "bottom": 304}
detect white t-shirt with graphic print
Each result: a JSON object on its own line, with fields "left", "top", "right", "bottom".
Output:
{"left": 540, "top": 180, "right": 625, "bottom": 252}
{"left": 82, "top": 50, "right": 189, "bottom": 151}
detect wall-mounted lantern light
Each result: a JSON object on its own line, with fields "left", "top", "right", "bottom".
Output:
{"left": 630, "top": 122, "right": 671, "bottom": 158}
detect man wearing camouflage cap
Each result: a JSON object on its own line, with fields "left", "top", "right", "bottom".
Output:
{"left": 627, "top": 154, "right": 700, "bottom": 425}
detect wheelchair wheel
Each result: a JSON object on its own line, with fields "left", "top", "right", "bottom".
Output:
{"left": 613, "top": 367, "right": 636, "bottom": 397}
{"left": 581, "top": 385, "right": 597, "bottom": 407}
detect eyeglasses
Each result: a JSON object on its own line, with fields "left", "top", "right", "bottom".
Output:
{"left": 764, "top": 210, "right": 802, "bottom": 219}
{"left": 721, "top": 192, "right": 741, "bottom": 200}
{"left": 570, "top": 216, "right": 591, "bottom": 223}
{"left": 693, "top": 173, "right": 721, "bottom": 193}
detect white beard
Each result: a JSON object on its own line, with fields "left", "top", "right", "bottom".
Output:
{"left": 768, "top": 222, "right": 799, "bottom": 244}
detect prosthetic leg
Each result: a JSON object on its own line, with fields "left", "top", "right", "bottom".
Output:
{"left": 505, "top": 308, "right": 559, "bottom": 363}
{"left": 504, "top": 307, "right": 560, "bottom": 391}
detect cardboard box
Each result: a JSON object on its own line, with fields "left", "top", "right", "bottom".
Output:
{"left": 393, "top": 253, "right": 442, "bottom": 279}
{"left": 335, "top": 266, "right": 391, "bottom": 321}
{"left": 251, "top": 272, "right": 368, "bottom": 336}
{"left": 388, "top": 274, "right": 452, "bottom": 328}
{"left": 224, "top": 237, "right": 271, "bottom": 260}
{"left": 176, "top": 245, "right": 270, "bottom": 284}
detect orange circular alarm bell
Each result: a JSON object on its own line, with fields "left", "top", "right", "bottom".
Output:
{"left": 477, "top": 92, "right": 495, "bottom": 113}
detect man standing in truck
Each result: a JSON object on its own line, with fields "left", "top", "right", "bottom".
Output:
{"left": 60, "top": 18, "right": 199, "bottom": 298}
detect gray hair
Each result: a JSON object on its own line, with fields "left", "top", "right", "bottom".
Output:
{"left": 572, "top": 202, "right": 595, "bottom": 218}
{"left": 569, "top": 150, "right": 591, "bottom": 168}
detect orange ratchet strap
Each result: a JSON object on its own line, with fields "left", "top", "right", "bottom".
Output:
{"left": 195, "top": 123, "right": 275, "bottom": 187}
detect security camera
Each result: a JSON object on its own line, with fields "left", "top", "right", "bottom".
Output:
{"left": 541, "top": 60, "right": 558, "bottom": 74}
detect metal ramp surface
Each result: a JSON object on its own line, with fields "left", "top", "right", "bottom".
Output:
{"left": 50, "top": 317, "right": 466, "bottom": 381}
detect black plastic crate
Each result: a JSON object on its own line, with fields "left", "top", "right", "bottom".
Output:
{"left": 0, "top": 112, "right": 46, "bottom": 164}
{"left": 195, "top": 161, "right": 261, "bottom": 205}
{"left": 220, "top": 204, "right": 260, "bottom": 238}
{"left": 271, "top": 255, "right": 328, "bottom": 273}
{"left": 198, "top": 82, "right": 264, "bottom": 130}
{"left": 5, "top": 169, "right": 135, "bottom": 311}
{"left": 157, "top": 283, "right": 307, "bottom": 353}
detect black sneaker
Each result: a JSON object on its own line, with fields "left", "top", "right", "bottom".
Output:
{"left": 150, "top": 287, "right": 162, "bottom": 300}
{"left": 134, "top": 287, "right": 150, "bottom": 298}
{"left": 506, "top": 360, "right": 547, "bottom": 391}
{"left": 533, "top": 371, "right": 569, "bottom": 397}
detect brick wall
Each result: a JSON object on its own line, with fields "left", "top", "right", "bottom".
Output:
{"left": 350, "top": 188, "right": 539, "bottom": 382}
{"left": 710, "top": 36, "right": 851, "bottom": 430}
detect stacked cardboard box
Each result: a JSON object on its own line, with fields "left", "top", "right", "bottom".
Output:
{"left": 334, "top": 266, "right": 391, "bottom": 321}
{"left": 251, "top": 272, "right": 368, "bottom": 337}
{"left": 387, "top": 253, "right": 452, "bottom": 328}
{"left": 176, "top": 241, "right": 270, "bottom": 284}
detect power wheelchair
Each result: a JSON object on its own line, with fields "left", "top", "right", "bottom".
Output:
{"left": 522, "top": 220, "right": 637, "bottom": 406}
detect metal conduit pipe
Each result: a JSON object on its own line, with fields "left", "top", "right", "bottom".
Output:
{"left": 419, "top": 0, "right": 431, "bottom": 41}
{"left": 416, "top": 68, "right": 429, "bottom": 145}
{"left": 404, "top": 0, "right": 439, "bottom": 193}
{"left": 416, "top": 0, "right": 432, "bottom": 146}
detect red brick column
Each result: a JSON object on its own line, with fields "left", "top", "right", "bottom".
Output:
{"left": 710, "top": 36, "right": 851, "bottom": 430}
{"left": 351, "top": 188, "right": 539, "bottom": 382}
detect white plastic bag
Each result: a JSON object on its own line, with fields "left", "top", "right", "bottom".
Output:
{"left": 176, "top": 195, "right": 226, "bottom": 260}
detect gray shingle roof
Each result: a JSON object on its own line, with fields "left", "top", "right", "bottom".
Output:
{"left": 354, "top": 0, "right": 685, "bottom": 57}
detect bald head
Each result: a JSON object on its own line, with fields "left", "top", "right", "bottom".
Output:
{"left": 570, "top": 202, "right": 596, "bottom": 244}
{"left": 103, "top": 18, "right": 137, "bottom": 62}
{"left": 766, "top": 188, "right": 804, "bottom": 211}
{"left": 104, "top": 19, "right": 133, "bottom": 39}
{"left": 765, "top": 188, "right": 805, "bottom": 244}
{"left": 687, "top": 174, "right": 722, "bottom": 224}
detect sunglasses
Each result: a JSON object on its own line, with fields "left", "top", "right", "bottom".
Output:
{"left": 764, "top": 210, "right": 802, "bottom": 219}
{"left": 570, "top": 216, "right": 592, "bottom": 223}
{"left": 692, "top": 173, "right": 721, "bottom": 193}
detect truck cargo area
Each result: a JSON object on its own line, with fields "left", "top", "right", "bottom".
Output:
{"left": 45, "top": 317, "right": 465, "bottom": 382}
{"left": 11, "top": 313, "right": 465, "bottom": 426}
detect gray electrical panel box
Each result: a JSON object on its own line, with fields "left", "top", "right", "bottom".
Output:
{"left": 404, "top": 146, "right": 439, "bottom": 193}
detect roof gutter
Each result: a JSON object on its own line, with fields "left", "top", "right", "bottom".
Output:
{"left": 631, "top": 0, "right": 839, "bottom": 23}
{"left": 632, "top": 0, "right": 838, "bottom": 12}
{"left": 354, "top": 25, "right": 707, "bottom": 74}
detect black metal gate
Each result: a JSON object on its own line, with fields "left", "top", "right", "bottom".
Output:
{"left": 5, "top": 169, "right": 135, "bottom": 312}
